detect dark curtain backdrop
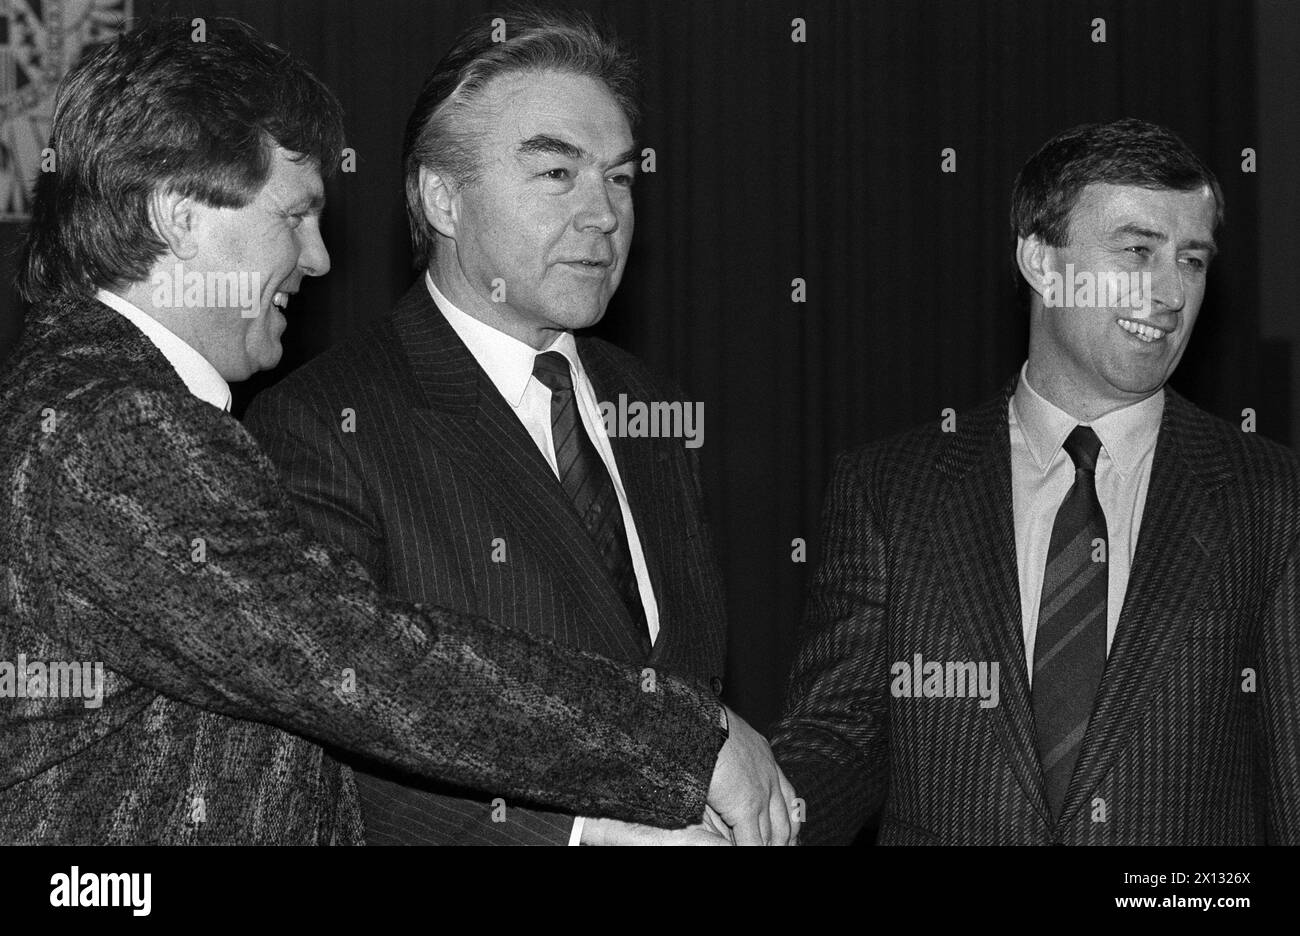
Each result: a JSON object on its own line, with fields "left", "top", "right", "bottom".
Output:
{"left": 1, "top": 0, "right": 1289, "bottom": 736}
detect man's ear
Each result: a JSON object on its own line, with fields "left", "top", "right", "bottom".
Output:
{"left": 1015, "top": 234, "right": 1058, "bottom": 303}
{"left": 146, "top": 188, "right": 201, "bottom": 261}
{"left": 418, "top": 165, "right": 460, "bottom": 240}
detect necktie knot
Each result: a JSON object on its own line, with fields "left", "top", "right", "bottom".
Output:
{"left": 532, "top": 350, "right": 573, "bottom": 393}
{"left": 1063, "top": 425, "right": 1102, "bottom": 473}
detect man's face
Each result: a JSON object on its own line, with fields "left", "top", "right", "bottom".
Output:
{"left": 436, "top": 70, "right": 637, "bottom": 348}
{"left": 183, "top": 146, "right": 330, "bottom": 380}
{"left": 1026, "top": 182, "right": 1218, "bottom": 416}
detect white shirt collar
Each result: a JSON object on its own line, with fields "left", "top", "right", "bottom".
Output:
{"left": 1011, "top": 361, "right": 1163, "bottom": 480}
{"left": 425, "top": 271, "right": 580, "bottom": 406}
{"left": 95, "top": 289, "right": 232, "bottom": 412}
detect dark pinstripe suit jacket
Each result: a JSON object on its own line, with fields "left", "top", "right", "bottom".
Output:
{"left": 0, "top": 294, "right": 728, "bottom": 844}
{"left": 772, "top": 375, "right": 1300, "bottom": 845}
{"left": 245, "top": 282, "right": 729, "bottom": 844}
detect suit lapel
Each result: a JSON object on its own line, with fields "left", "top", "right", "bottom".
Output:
{"left": 931, "top": 376, "right": 1053, "bottom": 824}
{"left": 1059, "top": 390, "right": 1232, "bottom": 823}
{"left": 578, "top": 340, "right": 675, "bottom": 659}
{"left": 391, "top": 284, "right": 649, "bottom": 661}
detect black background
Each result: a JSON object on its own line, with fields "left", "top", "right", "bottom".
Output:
{"left": 2, "top": 0, "right": 1296, "bottom": 734}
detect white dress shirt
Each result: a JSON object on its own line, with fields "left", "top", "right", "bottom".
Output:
{"left": 425, "top": 273, "right": 661, "bottom": 846}
{"left": 96, "top": 289, "right": 232, "bottom": 412}
{"left": 1009, "top": 363, "right": 1163, "bottom": 686}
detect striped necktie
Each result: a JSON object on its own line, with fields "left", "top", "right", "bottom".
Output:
{"left": 1032, "top": 424, "right": 1108, "bottom": 820}
{"left": 532, "top": 350, "right": 648, "bottom": 639}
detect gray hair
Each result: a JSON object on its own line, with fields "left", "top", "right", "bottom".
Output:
{"left": 401, "top": 7, "right": 641, "bottom": 268}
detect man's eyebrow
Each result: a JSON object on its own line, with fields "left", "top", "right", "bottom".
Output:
{"left": 1109, "top": 223, "right": 1167, "bottom": 243}
{"left": 517, "top": 134, "right": 586, "bottom": 161}
{"left": 1108, "top": 223, "right": 1217, "bottom": 257}
{"left": 516, "top": 134, "right": 640, "bottom": 170}
{"left": 610, "top": 145, "right": 641, "bottom": 169}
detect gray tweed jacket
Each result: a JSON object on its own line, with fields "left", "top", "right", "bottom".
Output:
{"left": 0, "top": 294, "right": 726, "bottom": 844}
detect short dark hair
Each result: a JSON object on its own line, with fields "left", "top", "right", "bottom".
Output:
{"left": 17, "top": 17, "right": 345, "bottom": 305}
{"left": 402, "top": 7, "right": 641, "bottom": 268}
{"left": 1010, "top": 117, "right": 1224, "bottom": 247}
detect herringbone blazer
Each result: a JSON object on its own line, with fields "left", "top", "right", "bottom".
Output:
{"left": 244, "top": 282, "right": 729, "bottom": 844}
{"left": 0, "top": 294, "right": 728, "bottom": 844}
{"left": 772, "top": 375, "right": 1300, "bottom": 845}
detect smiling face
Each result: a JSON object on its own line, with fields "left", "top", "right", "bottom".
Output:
{"left": 1023, "top": 183, "right": 1218, "bottom": 420}
{"left": 429, "top": 69, "right": 637, "bottom": 349}
{"left": 181, "top": 146, "right": 330, "bottom": 380}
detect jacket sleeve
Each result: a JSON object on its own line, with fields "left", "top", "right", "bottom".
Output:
{"left": 1260, "top": 531, "right": 1300, "bottom": 844}
{"left": 25, "top": 385, "right": 725, "bottom": 829}
{"left": 769, "top": 450, "right": 892, "bottom": 844}
{"left": 245, "top": 382, "right": 582, "bottom": 844}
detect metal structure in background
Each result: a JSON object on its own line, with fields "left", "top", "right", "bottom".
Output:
{"left": 0, "top": 0, "right": 131, "bottom": 221}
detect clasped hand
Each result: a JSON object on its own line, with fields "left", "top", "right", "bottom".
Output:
{"left": 583, "top": 707, "right": 800, "bottom": 845}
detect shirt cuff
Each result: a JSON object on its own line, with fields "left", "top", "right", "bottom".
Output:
{"left": 569, "top": 816, "right": 586, "bottom": 846}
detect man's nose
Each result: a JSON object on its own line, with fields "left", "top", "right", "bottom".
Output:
{"left": 298, "top": 224, "right": 331, "bottom": 278}
{"left": 1148, "top": 255, "right": 1185, "bottom": 313}
{"left": 574, "top": 178, "right": 619, "bottom": 233}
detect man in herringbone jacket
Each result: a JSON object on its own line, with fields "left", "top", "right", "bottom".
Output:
{"left": 0, "top": 17, "right": 786, "bottom": 845}
{"left": 245, "top": 10, "right": 797, "bottom": 847}
{"left": 772, "top": 119, "right": 1300, "bottom": 845}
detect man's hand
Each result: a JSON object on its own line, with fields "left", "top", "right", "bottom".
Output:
{"left": 701, "top": 805, "right": 735, "bottom": 843}
{"left": 707, "top": 706, "right": 800, "bottom": 845}
{"left": 581, "top": 817, "right": 732, "bottom": 846}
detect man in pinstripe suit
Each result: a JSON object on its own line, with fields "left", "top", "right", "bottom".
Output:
{"left": 772, "top": 118, "right": 1300, "bottom": 845}
{"left": 245, "top": 11, "right": 797, "bottom": 846}
{"left": 1, "top": 16, "right": 785, "bottom": 845}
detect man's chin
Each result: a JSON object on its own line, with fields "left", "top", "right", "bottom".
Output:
{"left": 1103, "top": 367, "right": 1169, "bottom": 400}
{"left": 247, "top": 343, "right": 284, "bottom": 377}
{"left": 1098, "top": 345, "right": 1179, "bottom": 391}
{"left": 552, "top": 304, "right": 609, "bottom": 332}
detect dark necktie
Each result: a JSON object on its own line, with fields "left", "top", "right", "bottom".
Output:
{"left": 1032, "top": 425, "right": 1108, "bottom": 820}
{"left": 532, "top": 350, "right": 648, "bottom": 638}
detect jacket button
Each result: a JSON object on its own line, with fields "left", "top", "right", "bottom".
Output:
{"left": 709, "top": 676, "right": 724, "bottom": 696}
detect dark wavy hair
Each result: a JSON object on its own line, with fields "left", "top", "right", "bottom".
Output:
{"left": 1010, "top": 117, "right": 1224, "bottom": 248}
{"left": 402, "top": 6, "right": 641, "bottom": 269}
{"left": 17, "top": 17, "right": 345, "bottom": 305}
